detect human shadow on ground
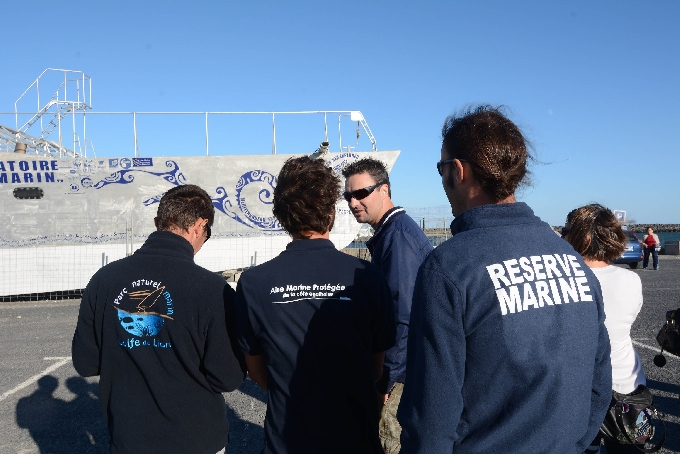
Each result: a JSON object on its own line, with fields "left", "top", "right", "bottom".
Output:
{"left": 646, "top": 378, "right": 680, "bottom": 397}
{"left": 644, "top": 379, "right": 680, "bottom": 451}
{"left": 17, "top": 374, "right": 265, "bottom": 454}
{"left": 646, "top": 378, "right": 680, "bottom": 418}
{"left": 225, "top": 378, "right": 267, "bottom": 454}
{"left": 16, "top": 375, "right": 109, "bottom": 453}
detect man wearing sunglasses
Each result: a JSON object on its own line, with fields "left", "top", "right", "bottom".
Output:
{"left": 72, "top": 184, "right": 246, "bottom": 454}
{"left": 398, "top": 106, "right": 611, "bottom": 454}
{"left": 342, "top": 158, "right": 433, "bottom": 454}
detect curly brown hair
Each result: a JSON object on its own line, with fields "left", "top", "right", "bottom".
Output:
{"left": 441, "top": 105, "right": 532, "bottom": 201}
{"left": 156, "top": 184, "right": 214, "bottom": 231}
{"left": 273, "top": 156, "right": 341, "bottom": 236}
{"left": 562, "top": 204, "right": 626, "bottom": 262}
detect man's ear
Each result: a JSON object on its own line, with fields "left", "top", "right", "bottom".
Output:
{"left": 190, "top": 218, "right": 204, "bottom": 238}
{"left": 154, "top": 217, "right": 159, "bottom": 230}
{"left": 453, "top": 159, "right": 467, "bottom": 185}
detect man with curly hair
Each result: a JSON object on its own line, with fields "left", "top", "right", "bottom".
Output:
{"left": 235, "top": 156, "right": 396, "bottom": 454}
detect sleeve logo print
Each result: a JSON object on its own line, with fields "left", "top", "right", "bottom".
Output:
{"left": 485, "top": 254, "right": 593, "bottom": 315}
{"left": 113, "top": 279, "right": 174, "bottom": 349}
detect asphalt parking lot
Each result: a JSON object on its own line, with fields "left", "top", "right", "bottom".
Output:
{"left": 0, "top": 300, "right": 266, "bottom": 454}
{"left": 0, "top": 257, "right": 678, "bottom": 453}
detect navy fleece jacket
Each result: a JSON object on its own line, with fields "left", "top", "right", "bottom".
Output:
{"left": 72, "top": 231, "right": 246, "bottom": 454}
{"left": 367, "top": 207, "right": 433, "bottom": 394}
{"left": 398, "top": 202, "right": 612, "bottom": 453}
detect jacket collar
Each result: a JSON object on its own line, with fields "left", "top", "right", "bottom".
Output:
{"left": 136, "top": 230, "right": 195, "bottom": 261}
{"left": 366, "top": 207, "right": 405, "bottom": 250}
{"left": 449, "top": 202, "right": 539, "bottom": 236}
{"left": 284, "top": 238, "right": 336, "bottom": 252}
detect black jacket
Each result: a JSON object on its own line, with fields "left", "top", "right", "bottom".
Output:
{"left": 236, "top": 239, "right": 396, "bottom": 454}
{"left": 72, "top": 230, "right": 245, "bottom": 454}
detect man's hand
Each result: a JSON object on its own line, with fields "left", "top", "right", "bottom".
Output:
{"left": 244, "top": 354, "right": 268, "bottom": 390}
{"left": 379, "top": 392, "right": 389, "bottom": 405}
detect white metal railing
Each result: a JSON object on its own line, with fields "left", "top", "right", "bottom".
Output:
{"left": 4, "top": 69, "right": 378, "bottom": 158}
{"left": 2, "top": 110, "right": 378, "bottom": 158}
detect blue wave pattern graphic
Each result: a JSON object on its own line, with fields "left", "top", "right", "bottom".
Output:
{"left": 2, "top": 154, "right": 364, "bottom": 246}
{"left": 80, "top": 160, "right": 187, "bottom": 190}
{"left": 213, "top": 170, "right": 282, "bottom": 231}
{"left": 78, "top": 159, "right": 282, "bottom": 231}
{"left": 79, "top": 157, "right": 363, "bottom": 233}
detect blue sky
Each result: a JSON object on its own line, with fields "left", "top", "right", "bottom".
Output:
{"left": 1, "top": 0, "right": 678, "bottom": 226}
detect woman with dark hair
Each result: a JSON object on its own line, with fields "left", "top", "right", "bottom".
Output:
{"left": 563, "top": 204, "right": 646, "bottom": 454}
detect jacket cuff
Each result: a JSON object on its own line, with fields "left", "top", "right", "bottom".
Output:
{"left": 376, "top": 373, "right": 395, "bottom": 395}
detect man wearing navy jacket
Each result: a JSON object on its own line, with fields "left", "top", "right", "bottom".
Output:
{"left": 72, "top": 184, "right": 245, "bottom": 454}
{"left": 343, "top": 158, "right": 433, "bottom": 454}
{"left": 398, "top": 106, "right": 612, "bottom": 453}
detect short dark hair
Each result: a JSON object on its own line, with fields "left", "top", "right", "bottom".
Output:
{"left": 341, "top": 158, "right": 391, "bottom": 198}
{"left": 441, "top": 105, "right": 532, "bottom": 201}
{"left": 273, "top": 156, "right": 341, "bottom": 236}
{"left": 156, "top": 184, "right": 214, "bottom": 231}
{"left": 562, "top": 204, "right": 626, "bottom": 262}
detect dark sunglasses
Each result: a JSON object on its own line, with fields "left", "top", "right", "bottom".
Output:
{"left": 343, "top": 181, "right": 387, "bottom": 202}
{"left": 204, "top": 223, "right": 211, "bottom": 243}
{"left": 436, "top": 158, "right": 468, "bottom": 176}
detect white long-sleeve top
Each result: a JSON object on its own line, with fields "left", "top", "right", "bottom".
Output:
{"left": 591, "top": 265, "right": 646, "bottom": 394}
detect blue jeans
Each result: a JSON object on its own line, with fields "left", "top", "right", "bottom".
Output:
{"left": 643, "top": 247, "right": 658, "bottom": 269}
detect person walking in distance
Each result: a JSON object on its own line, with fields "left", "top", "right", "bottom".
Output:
{"left": 642, "top": 226, "right": 660, "bottom": 270}
{"left": 342, "top": 158, "right": 433, "bottom": 454}
{"left": 398, "top": 105, "right": 612, "bottom": 453}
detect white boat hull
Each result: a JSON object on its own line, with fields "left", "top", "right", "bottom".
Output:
{"left": 0, "top": 150, "right": 399, "bottom": 296}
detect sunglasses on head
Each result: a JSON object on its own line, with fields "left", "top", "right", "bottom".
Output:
{"left": 343, "top": 181, "right": 387, "bottom": 202}
{"left": 436, "top": 158, "right": 468, "bottom": 176}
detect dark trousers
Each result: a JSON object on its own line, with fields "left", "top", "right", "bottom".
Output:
{"left": 643, "top": 247, "right": 658, "bottom": 269}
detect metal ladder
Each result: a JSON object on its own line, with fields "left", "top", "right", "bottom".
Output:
{"left": 13, "top": 69, "right": 92, "bottom": 158}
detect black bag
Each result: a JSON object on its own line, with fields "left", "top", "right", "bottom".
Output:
{"left": 599, "top": 386, "right": 665, "bottom": 453}
{"left": 654, "top": 308, "right": 680, "bottom": 367}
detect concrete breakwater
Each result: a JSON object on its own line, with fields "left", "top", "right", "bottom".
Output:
{"left": 346, "top": 225, "right": 680, "bottom": 261}
{"left": 552, "top": 225, "right": 680, "bottom": 235}
{"left": 625, "top": 224, "right": 680, "bottom": 233}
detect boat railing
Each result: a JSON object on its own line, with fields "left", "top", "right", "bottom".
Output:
{"left": 2, "top": 69, "right": 378, "bottom": 158}
{"left": 1, "top": 110, "right": 378, "bottom": 158}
